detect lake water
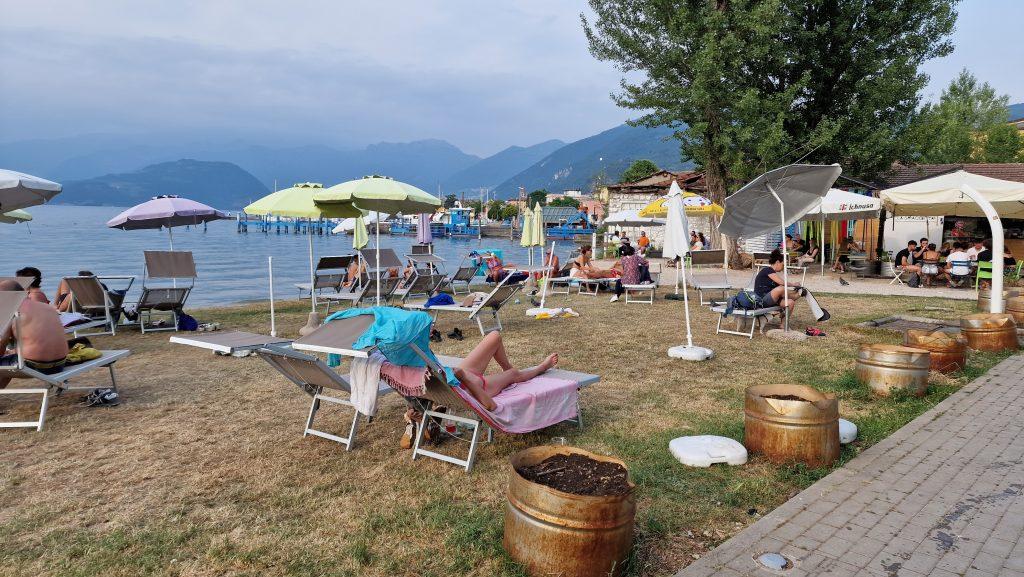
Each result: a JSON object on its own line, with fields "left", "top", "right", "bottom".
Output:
{"left": 0, "top": 205, "right": 581, "bottom": 307}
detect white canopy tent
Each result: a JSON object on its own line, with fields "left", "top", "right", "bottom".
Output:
{"left": 800, "top": 188, "right": 883, "bottom": 275}
{"left": 880, "top": 170, "right": 1024, "bottom": 313}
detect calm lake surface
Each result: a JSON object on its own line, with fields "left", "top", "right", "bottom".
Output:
{"left": 0, "top": 205, "right": 581, "bottom": 307}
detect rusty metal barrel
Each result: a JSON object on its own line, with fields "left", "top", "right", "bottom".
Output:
{"left": 960, "top": 313, "right": 1020, "bottom": 352}
{"left": 855, "top": 344, "right": 931, "bottom": 397}
{"left": 743, "top": 384, "right": 839, "bottom": 468}
{"left": 504, "top": 446, "right": 635, "bottom": 577}
{"left": 904, "top": 329, "right": 967, "bottom": 373}
{"left": 977, "top": 288, "right": 1022, "bottom": 312}
{"left": 1007, "top": 296, "right": 1024, "bottom": 325}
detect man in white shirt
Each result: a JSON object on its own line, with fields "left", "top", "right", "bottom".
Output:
{"left": 965, "top": 240, "right": 984, "bottom": 261}
{"left": 946, "top": 242, "right": 973, "bottom": 280}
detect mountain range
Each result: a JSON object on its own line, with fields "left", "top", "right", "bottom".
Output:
{"left": 4, "top": 102, "right": 1020, "bottom": 208}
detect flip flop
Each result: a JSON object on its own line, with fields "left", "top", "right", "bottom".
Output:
{"left": 805, "top": 327, "right": 827, "bottom": 337}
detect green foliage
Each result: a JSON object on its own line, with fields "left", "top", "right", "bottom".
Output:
{"left": 500, "top": 203, "right": 520, "bottom": 221}
{"left": 619, "top": 159, "right": 660, "bottom": 183}
{"left": 908, "top": 70, "right": 1015, "bottom": 163}
{"left": 443, "top": 194, "right": 458, "bottom": 209}
{"left": 583, "top": 0, "right": 957, "bottom": 199}
{"left": 485, "top": 199, "right": 505, "bottom": 220}
{"left": 466, "top": 199, "right": 483, "bottom": 221}
{"left": 548, "top": 197, "right": 581, "bottom": 208}
{"left": 527, "top": 189, "right": 548, "bottom": 207}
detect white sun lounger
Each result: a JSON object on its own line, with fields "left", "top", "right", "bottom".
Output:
{"left": 710, "top": 270, "right": 780, "bottom": 338}
{"left": 170, "top": 331, "right": 293, "bottom": 355}
{"left": 405, "top": 274, "right": 523, "bottom": 335}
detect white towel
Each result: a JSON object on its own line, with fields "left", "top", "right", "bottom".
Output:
{"left": 348, "top": 351, "right": 385, "bottom": 417}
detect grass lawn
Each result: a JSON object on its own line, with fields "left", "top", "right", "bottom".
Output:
{"left": 0, "top": 288, "right": 1011, "bottom": 577}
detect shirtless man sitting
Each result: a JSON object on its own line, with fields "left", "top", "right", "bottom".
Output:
{"left": 0, "top": 280, "right": 69, "bottom": 389}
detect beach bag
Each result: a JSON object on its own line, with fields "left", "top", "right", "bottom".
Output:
{"left": 724, "top": 290, "right": 760, "bottom": 316}
{"left": 425, "top": 293, "right": 455, "bottom": 308}
{"left": 176, "top": 312, "right": 199, "bottom": 331}
{"left": 907, "top": 273, "right": 920, "bottom": 288}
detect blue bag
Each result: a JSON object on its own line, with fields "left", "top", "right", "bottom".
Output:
{"left": 176, "top": 312, "right": 199, "bottom": 331}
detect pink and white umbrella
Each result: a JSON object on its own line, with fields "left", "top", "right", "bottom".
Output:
{"left": 107, "top": 195, "right": 230, "bottom": 249}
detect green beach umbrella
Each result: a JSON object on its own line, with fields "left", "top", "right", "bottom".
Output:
{"left": 316, "top": 176, "right": 441, "bottom": 304}
{"left": 245, "top": 183, "right": 364, "bottom": 320}
{"left": 0, "top": 209, "right": 32, "bottom": 224}
{"left": 352, "top": 215, "right": 368, "bottom": 249}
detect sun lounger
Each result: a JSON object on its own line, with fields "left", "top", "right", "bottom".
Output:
{"left": 295, "top": 255, "right": 354, "bottom": 299}
{"left": 62, "top": 275, "right": 127, "bottom": 336}
{"left": 576, "top": 277, "right": 616, "bottom": 296}
{"left": 408, "top": 345, "right": 598, "bottom": 472}
{"left": 545, "top": 263, "right": 576, "bottom": 296}
{"left": 133, "top": 251, "right": 197, "bottom": 334}
{"left": 410, "top": 244, "right": 432, "bottom": 255}
{"left": 170, "top": 331, "right": 292, "bottom": 355}
{"left": 710, "top": 269, "right": 780, "bottom": 338}
{"left": 623, "top": 264, "right": 661, "bottom": 304}
{"left": 689, "top": 273, "right": 733, "bottom": 306}
{"left": 440, "top": 265, "right": 477, "bottom": 295}
{"left": 393, "top": 273, "right": 446, "bottom": 305}
{"left": 0, "top": 277, "right": 35, "bottom": 290}
{"left": 405, "top": 274, "right": 523, "bottom": 335}
{"left": 360, "top": 248, "right": 404, "bottom": 272}
{"left": 319, "top": 275, "right": 403, "bottom": 311}
{"left": 406, "top": 254, "right": 446, "bottom": 275}
{"left": 1, "top": 291, "right": 130, "bottom": 431}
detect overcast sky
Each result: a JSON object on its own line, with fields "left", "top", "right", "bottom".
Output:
{"left": 1, "top": 0, "right": 1021, "bottom": 156}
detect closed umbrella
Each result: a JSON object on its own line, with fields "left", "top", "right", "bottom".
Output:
{"left": 107, "top": 195, "right": 230, "bottom": 250}
{"left": 0, "top": 209, "right": 32, "bottom": 224}
{"left": 352, "top": 215, "right": 369, "bottom": 249}
{"left": 664, "top": 182, "right": 713, "bottom": 361}
{"left": 719, "top": 164, "right": 841, "bottom": 332}
{"left": 315, "top": 176, "right": 441, "bottom": 304}
{"left": 0, "top": 169, "right": 61, "bottom": 212}
{"left": 417, "top": 212, "right": 434, "bottom": 245}
{"left": 519, "top": 205, "right": 534, "bottom": 265}
{"left": 531, "top": 202, "right": 545, "bottom": 267}
{"left": 246, "top": 183, "right": 364, "bottom": 333}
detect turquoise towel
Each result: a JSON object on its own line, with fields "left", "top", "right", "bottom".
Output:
{"left": 324, "top": 307, "right": 459, "bottom": 385}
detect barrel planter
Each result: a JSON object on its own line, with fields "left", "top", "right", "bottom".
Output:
{"left": 904, "top": 329, "right": 967, "bottom": 374}
{"left": 505, "top": 446, "right": 635, "bottom": 577}
{"left": 1007, "top": 296, "right": 1024, "bottom": 326}
{"left": 855, "top": 344, "right": 931, "bottom": 397}
{"left": 743, "top": 384, "right": 839, "bottom": 468}
{"left": 977, "top": 288, "right": 1022, "bottom": 312}
{"left": 960, "top": 313, "right": 1020, "bottom": 352}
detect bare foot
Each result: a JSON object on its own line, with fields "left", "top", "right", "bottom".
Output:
{"left": 539, "top": 353, "right": 558, "bottom": 372}
{"left": 453, "top": 367, "right": 482, "bottom": 389}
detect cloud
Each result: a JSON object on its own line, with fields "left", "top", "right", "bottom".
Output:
{"left": 0, "top": 1, "right": 631, "bottom": 154}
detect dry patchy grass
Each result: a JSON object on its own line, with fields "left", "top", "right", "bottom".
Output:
{"left": 0, "top": 289, "right": 1009, "bottom": 577}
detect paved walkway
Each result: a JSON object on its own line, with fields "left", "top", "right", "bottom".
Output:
{"left": 676, "top": 352, "right": 1024, "bottom": 577}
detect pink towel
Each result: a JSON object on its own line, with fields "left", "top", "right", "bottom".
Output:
{"left": 379, "top": 362, "right": 429, "bottom": 396}
{"left": 454, "top": 376, "right": 579, "bottom": 434}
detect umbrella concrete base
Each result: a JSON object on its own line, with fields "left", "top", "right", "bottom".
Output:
{"left": 668, "top": 345, "right": 714, "bottom": 361}
{"left": 298, "top": 311, "right": 322, "bottom": 336}
{"left": 766, "top": 329, "right": 808, "bottom": 341}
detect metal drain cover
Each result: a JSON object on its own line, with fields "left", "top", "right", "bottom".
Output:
{"left": 755, "top": 552, "right": 792, "bottom": 571}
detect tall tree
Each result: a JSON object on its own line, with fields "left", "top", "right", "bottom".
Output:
{"left": 908, "top": 70, "right": 1015, "bottom": 163}
{"left": 981, "top": 123, "right": 1023, "bottom": 163}
{"left": 583, "top": 0, "right": 957, "bottom": 205}
{"left": 619, "top": 159, "right": 660, "bottom": 183}
{"left": 443, "top": 194, "right": 458, "bottom": 209}
{"left": 527, "top": 189, "right": 549, "bottom": 207}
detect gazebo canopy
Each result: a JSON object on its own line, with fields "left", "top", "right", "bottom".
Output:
{"left": 801, "top": 189, "right": 881, "bottom": 222}
{"left": 879, "top": 170, "right": 1024, "bottom": 218}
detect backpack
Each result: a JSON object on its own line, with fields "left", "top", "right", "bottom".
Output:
{"left": 176, "top": 312, "right": 199, "bottom": 331}
{"left": 907, "top": 273, "right": 920, "bottom": 288}
{"left": 725, "top": 290, "right": 760, "bottom": 315}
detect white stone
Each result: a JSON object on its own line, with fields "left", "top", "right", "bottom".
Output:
{"left": 669, "top": 435, "right": 748, "bottom": 468}
{"left": 839, "top": 418, "right": 858, "bottom": 444}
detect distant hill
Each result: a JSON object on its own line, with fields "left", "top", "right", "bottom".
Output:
{"left": 441, "top": 139, "right": 565, "bottom": 193}
{"left": 491, "top": 124, "right": 690, "bottom": 199}
{"left": 1009, "top": 102, "right": 1024, "bottom": 121}
{"left": 59, "top": 159, "right": 269, "bottom": 209}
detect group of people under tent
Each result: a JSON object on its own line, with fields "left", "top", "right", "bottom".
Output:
{"left": 892, "top": 237, "right": 1018, "bottom": 288}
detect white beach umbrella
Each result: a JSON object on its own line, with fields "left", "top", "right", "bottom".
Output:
{"left": 664, "top": 182, "right": 713, "bottom": 361}
{"left": 0, "top": 169, "right": 62, "bottom": 212}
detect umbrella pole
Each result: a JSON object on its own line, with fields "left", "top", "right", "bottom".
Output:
{"left": 376, "top": 218, "right": 381, "bottom": 306}
{"left": 308, "top": 229, "right": 316, "bottom": 312}
{"left": 268, "top": 256, "right": 277, "bottom": 337}
{"left": 767, "top": 184, "right": 789, "bottom": 332}
{"left": 168, "top": 227, "right": 177, "bottom": 288}
{"left": 680, "top": 251, "right": 693, "bottom": 348}
{"left": 539, "top": 241, "right": 555, "bottom": 309}
{"left": 821, "top": 215, "right": 825, "bottom": 277}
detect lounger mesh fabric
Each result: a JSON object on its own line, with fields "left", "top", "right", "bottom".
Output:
{"left": 144, "top": 250, "right": 197, "bottom": 279}
{"left": 0, "top": 291, "right": 26, "bottom": 337}
{"left": 360, "top": 248, "right": 403, "bottom": 270}
{"left": 64, "top": 276, "right": 123, "bottom": 336}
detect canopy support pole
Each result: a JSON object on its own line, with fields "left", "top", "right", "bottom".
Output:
{"left": 767, "top": 183, "right": 790, "bottom": 331}
{"left": 375, "top": 216, "right": 381, "bottom": 306}
{"left": 268, "top": 256, "right": 277, "bottom": 337}
{"left": 959, "top": 184, "right": 1005, "bottom": 313}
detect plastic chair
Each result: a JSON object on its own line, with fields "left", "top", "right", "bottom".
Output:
{"left": 974, "top": 261, "right": 993, "bottom": 289}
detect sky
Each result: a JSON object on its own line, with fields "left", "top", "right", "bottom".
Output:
{"left": 0, "top": 0, "right": 1021, "bottom": 157}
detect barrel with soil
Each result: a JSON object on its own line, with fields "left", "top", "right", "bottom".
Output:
{"left": 1007, "top": 296, "right": 1024, "bottom": 325}
{"left": 977, "top": 288, "right": 1022, "bottom": 312}
{"left": 743, "top": 384, "right": 839, "bottom": 468}
{"left": 904, "top": 329, "right": 967, "bottom": 374}
{"left": 855, "top": 344, "right": 931, "bottom": 397}
{"left": 505, "top": 446, "right": 635, "bottom": 577}
{"left": 960, "top": 313, "right": 1020, "bottom": 352}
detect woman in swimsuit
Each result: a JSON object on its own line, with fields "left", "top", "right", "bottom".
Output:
{"left": 452, "top": 331, "right": 558, "bottom": 411}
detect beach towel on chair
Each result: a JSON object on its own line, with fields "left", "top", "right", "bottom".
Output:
{"left": 453, "top": 376, "right": 578, "bottom": 434}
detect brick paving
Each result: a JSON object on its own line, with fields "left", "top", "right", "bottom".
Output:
{"left": 675, "top": 353, "right": 1024, "bottom": 577}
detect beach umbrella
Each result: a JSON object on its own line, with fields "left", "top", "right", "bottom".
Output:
{"left": 352, "top": 215, "right": 369, "bottom": 249}
{"left": 0, "top": 169, "right": 62, "bottom": 212}
{"left": 246, "top": 183, "right": 364, "bottom": 324}
{"left": 663, "top": 182, "right": 712, "bottom": 361}
{"left": 107, "top": 195, "right": 230, "bottom": 250}
{"left": 315, "top": 175, "right": 441, "bottom": 304}
{"left": 0, "top": 209, "right": 32, "bottom": 224}
{"left": 519, "top": 205, "right": 534, "bottom": 265}
{"left": 529, "top": 202, "right": 545, "bottom": 266}
{"left": 719, "top": 164, "right": 841, "bottom": 332}
{"left": 416, "top": 212, "right": 433, "bottom": 245}
{"left": 639, "top": 192, "right": 724, "bottom": 218}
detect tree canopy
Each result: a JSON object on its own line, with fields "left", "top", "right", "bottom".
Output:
{"left": 548, "top": 197, "right": 581, "bottom": 208}
{"left": 619, "top": 159, "right": 660, "bottom": 183}
{"left": 527, "top": 189, "right": 549, "bottom": 207}
{"left": 583, "top": 0, "right": 957, "bottom": 203}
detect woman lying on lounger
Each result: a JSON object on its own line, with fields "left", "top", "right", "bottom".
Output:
{"left": 452, "top": 331, "right": 558, "bottom": 411}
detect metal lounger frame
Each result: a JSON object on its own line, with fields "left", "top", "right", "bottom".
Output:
{"left": 623, "top": 265, "right": 661, "bottom": 304}
{"left": 409, "top": 274, "right": 523, "bottom": 335}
